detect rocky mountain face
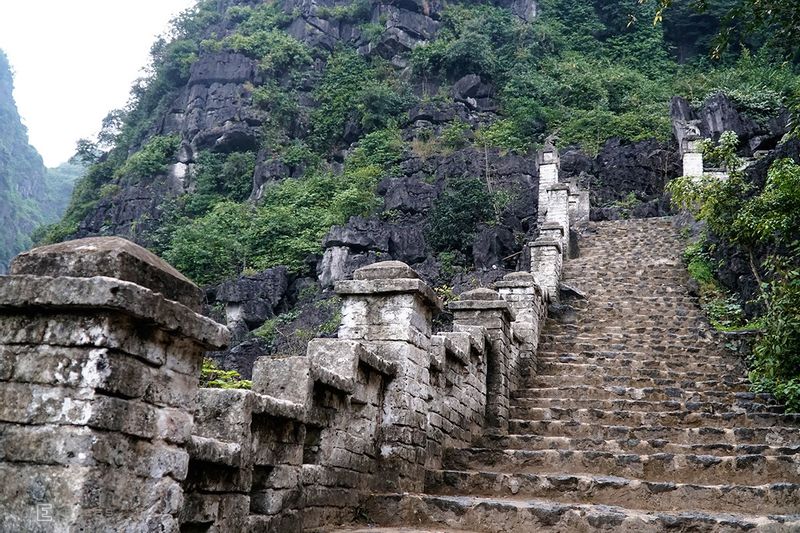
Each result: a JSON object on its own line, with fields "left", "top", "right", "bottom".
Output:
{"left": 0, "top": 50, "right": 75, "bottom": 273}
{"left": 44, "top": 0, "right": 792, "bottom": 377}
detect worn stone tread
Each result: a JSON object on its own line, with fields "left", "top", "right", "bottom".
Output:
{"left": 347, "top": 218, "right": 800, "bottom": 531}
{"left": 363, "top": 493, "right": 800, "bottom": 532}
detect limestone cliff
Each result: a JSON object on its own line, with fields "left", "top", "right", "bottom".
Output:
{"left": 0, "top": 50, "right": 76, "bottom": 272}
{"left": 41, "top": 0, "right": 792, "bottom": 375}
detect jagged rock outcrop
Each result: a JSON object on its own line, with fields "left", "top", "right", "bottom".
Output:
{"left": 560, "top": 138, "right": 680, "bottom": 221}
{"left": 671, "top": 93, "right": 790, "bottom": 155}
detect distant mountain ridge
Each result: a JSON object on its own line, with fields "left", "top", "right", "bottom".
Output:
{"left": 0, "top": 49, "right": 77, "bottom": 271}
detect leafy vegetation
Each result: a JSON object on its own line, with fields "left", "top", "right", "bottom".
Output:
{"left": 47, "top": 0, "right": 800, "bottom": 297}
{"left": 0, "top": 50, "right": 77, "bottom": 269}
{"left": 427, "top": 177, "right": 495, "bottom": 259}
{"left": 669, "top": 134, "right": 800, "bottom": 411}
{"left": 310, "top": 51, "right": 414, "bottom": 151}
{"left": 200, "top": 359, "right": 252, "bottom": 389}
{"left": 165, "top": 126, "right": 403, "bottom": 283}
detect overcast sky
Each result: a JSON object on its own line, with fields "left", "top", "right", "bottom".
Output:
{"left": 0, "top": 0, "right": 196, "bottom": 166}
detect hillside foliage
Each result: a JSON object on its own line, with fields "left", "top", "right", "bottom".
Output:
{"left": 39, "top": 0, "right": 800, "bottom": 287}
{"left": 669, "top": 135, "right": 800, "bottom": 411}
{"left": 0, "top": 50, "right": 78, "bottom": 271}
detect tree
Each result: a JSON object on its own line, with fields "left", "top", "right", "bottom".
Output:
{"left": 640, "top": 0, "right": 800, "bottom": 59}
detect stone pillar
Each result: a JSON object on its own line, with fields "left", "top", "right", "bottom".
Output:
{"left": 0, "top": 237, "right": 229, "bottom": 532}
{"left": 682, "top": 137, "right": 704, "bottom": 177}
{"left": 568, "top": 184, "right": 590, "bottom": 233}
{"left": 546, "top": 184, "right": 571, "bottom": 258}
{"left": 530, "top": 239, "right": 563, "bottom": 303}
{"left": 334, "top": 261, "right": 442, "bottom": 492}
{"left": 537, "top": 145, "right": 560, "bottom": 225}
{"left": 495, "top": 272, "right": 545, "bottom": 360}
{"left": 450, "top": 288, "right": 515, "bottom": 434}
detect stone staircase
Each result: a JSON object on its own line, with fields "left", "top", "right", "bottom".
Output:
{"left": 345, "top": 217, "right": 800, "bottom": 531}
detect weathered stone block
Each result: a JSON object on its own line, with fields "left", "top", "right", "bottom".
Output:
{"left": 252, "top": 356, "right": 313, "bottom": 407}
{"left": 9, "top": 236, "right": 204, "bottom": 311}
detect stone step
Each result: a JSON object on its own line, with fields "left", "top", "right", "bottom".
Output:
{"left": 549, "top": 314, "right": 710, "bottom": 326}
{"left": 531, "top": 350, "right": 743, "bottom": 368}
{"left": 560, "top": 276, "right": 690, "bottom": 287}
{"left": 425, "top": 470, "right": 800, "bottom": 516}
{"left": 526, "top": 373, "right": 749, "bottom": 390}
{"left": 540, "top": 332, "right": 718, "bottom": 343}
{"left": 536, "top": 346, "right": 724, "bottom": 360}
{"left": 534, "top": 359, "right": 743, "bottom": 376}
{"left": 475, "top": 434, "right": 800, "bottom": 458}
{"left": 541, "top": 331, "right": 718, "bottom": 343}
{"left": 326, "top": 526, "right": 477, "bottom": 533}
{"left": 510, "top": 398, "right": 783, "bottom": 415}
{"left": 441, "top": 448, "right": 800, "bottom": 485}
{"left": 512, "top": 385, "right": 767, "bottom": 403}
{"left": 505, "top": 421, "right": 799, "bottom": 447}
{"left": 567, "top": 254, "right": 683, "bottom": 262}
{"left": 361, "top": 493, "right": 800, "bottom": 533}
{"left": 543, "top": 324, "right": 713, "bottom": 335}
{"left": 510, "top": 408, "right": 800, "bottom": 429}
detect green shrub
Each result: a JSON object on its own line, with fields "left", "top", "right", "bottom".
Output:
{"left": 427, "top": 177, "right": 495, "bottom": 257}
{"left": 317, "top": 0, "right": 372, "bottom": 22}
{"left": 164, "top": 127, "right": 401, "bottom": 284}
{"left": 200, "top": 359, "right": 252, "bottom": 389}
{"left": 253, "top": 310, "right": 301, "bottom": 343}
{"left": 669, "top": 146, "right": 800, "bottom": 412}
{"left": 165, "top": 201, "right": 253, "bottom": 285}
{"left": 476, "top": 119, "right": 533, "bottom": 154}
{"left": 310, "top": 51, "right": 413, "bottom": 151}
{"left": 116, "top": 135, "right": 180, "bottom": 182}
{"left": 440, "top": 119, "right": 471, "bottom": 150}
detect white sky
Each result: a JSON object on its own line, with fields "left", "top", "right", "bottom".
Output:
{"left": 0, "top": 0, "right": 196, "bottom": 167}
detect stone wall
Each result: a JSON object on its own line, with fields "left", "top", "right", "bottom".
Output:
{"left": 0, "top": 147, "right": 576, "bottom": 532}
{"left": 0, "top": 238, "right": 229, "bottom": 532}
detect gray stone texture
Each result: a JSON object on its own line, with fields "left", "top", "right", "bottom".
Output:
{"left": 0, "top": 236, "right": 229, "bottom": 532}
{"left": 0, "top": 175, "right": 568, "bottom": 531}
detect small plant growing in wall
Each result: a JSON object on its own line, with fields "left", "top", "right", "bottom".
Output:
{"left": 200, "top": 359, "right": 252, "bottom": 389}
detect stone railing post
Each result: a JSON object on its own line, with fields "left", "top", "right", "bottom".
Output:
{"left": 530, "top": 239, "right": 562, "bottom": 302}
{"left": 568, "top": 183, "right": 590, "bottom": 234}
{"left": 545, "top": 183, "right": 571, "bottom": 258}
{"left": 0, "top": 237, "right": 229, "bottom": 532}
{"left": 495, "top": 272, "right": 545, "bottom": 361}
{"left": 334, "top": 261, "right": 442, "bottom": 492}
{"left": 537, "top": 143, "right": 560, "bottom": 224}
{"left": 449, "top": 288, "right": 515, "bottom": 434}
{"left": 682, "top": 137, "right": 704, "bottom": 177}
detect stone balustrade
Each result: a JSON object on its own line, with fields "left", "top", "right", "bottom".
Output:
{"left": 530, "top": 145, "right": 588, "bottom": 302}
{"left": 0, "top": 150, "right": 573, "bottom": 532}
{"left": 0, "top": 238, "right": 229, "bottom": 532}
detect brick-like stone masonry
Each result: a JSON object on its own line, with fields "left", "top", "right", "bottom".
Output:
{"left": 0, "top": 149, "right": 577, "bottom": 532}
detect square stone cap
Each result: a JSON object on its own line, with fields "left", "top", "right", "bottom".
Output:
{"left": 449, "top": 288, "right": 515, "bottom": 320}
{"left": 0, "top": 275, "right": 229, "bottom": 349}
{"left": 530, "top": 239, "right": 562, "bottom": 252}
{"left": 548, "top": 183, "right": 571, "bottom": 192}
{"left": 493, "top": 271, "right": 542, "bottom": 293}
{"left": 11, "top": 236, "right": 203, "bottom": 312}
{"left": 539, "top": 222, "right": 565, "bottom": 234}
{"left": 335, "top": 278, "right": 443, "bottom": 312}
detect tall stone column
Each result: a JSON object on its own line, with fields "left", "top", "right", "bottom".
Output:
{"left": 537, "top": 144, "right": 560, "bottom": 225}
{"left": 682, "top": 137, "right": 704, "bottom": 177}
{"left": 530, "top": 239, "right": 563, "bottom": 303}
{"left": 545, "top": 183, "right": 571, "bottom": 258}
{"left": 450, "top": 288, "right": 515, "bottom": 434}
{"left": 0, "top": 237, "right": 229, "bottom": 532}
{"left": 334, "top": 261, "right": 442, "bottom": 492}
